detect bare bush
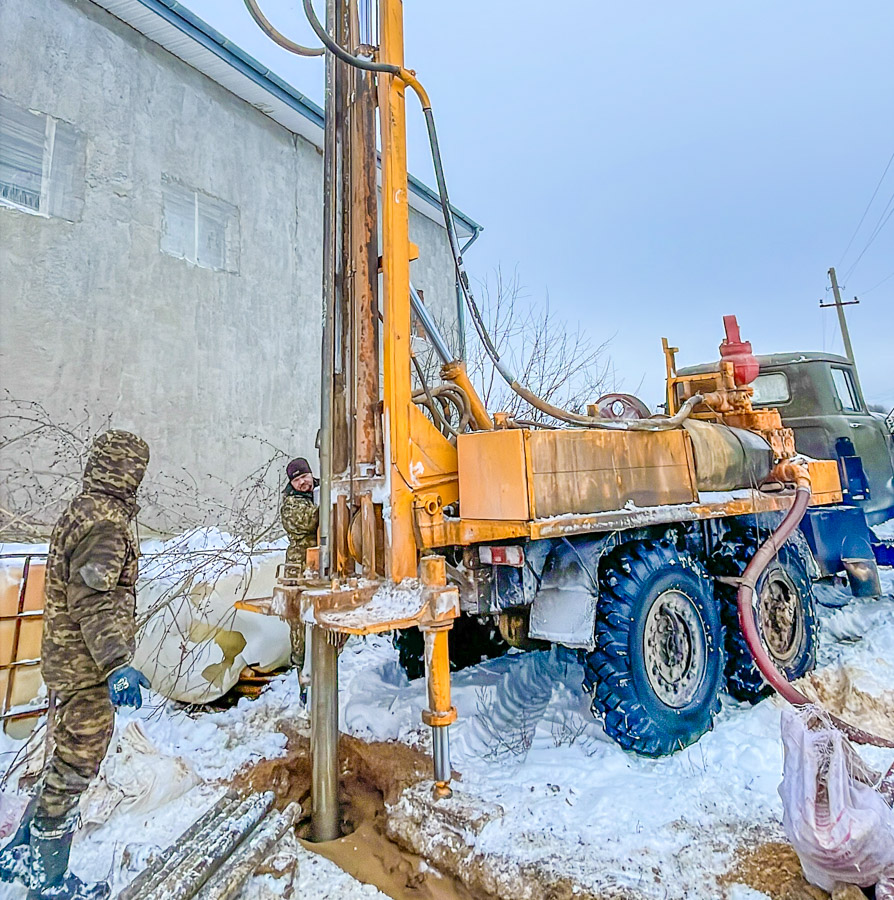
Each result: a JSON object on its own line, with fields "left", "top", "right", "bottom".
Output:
{"left": 466, "top": 269, "right": 615, "bottom": 425}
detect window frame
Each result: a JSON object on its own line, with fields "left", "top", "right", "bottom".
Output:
{"left": 0, "top": 95, "right": 84, "bottom": 221}
{"left": 160, "top": 177, "right": 240, "bottom": 274}
{"left": 749, "top": 371, "right": 791, "bottom": 407}
{"left": 830, "top": 366, "right": 862, "bottom": 414}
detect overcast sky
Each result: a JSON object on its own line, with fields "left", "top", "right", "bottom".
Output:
{"left": 188, "top": 1, "right": 893, "bottom": 409}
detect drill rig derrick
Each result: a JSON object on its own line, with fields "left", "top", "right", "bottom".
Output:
{"left": 242, "top": 0, "right": 853, "bottom": 847}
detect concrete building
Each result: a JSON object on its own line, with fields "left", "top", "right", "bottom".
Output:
{"left": 0, "top": 0, "right": 479, "bottom": 535}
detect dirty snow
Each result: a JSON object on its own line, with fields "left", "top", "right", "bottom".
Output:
{"left": 1, "top": 535, "right": 892, "bottom": 899}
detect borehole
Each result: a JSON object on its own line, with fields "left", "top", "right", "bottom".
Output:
{"left": 239, "top": 731, "right": 485, "bottom": 900}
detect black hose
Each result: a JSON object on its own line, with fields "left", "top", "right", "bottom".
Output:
{"left": 302, "top": 0, "right": 399, "bottom": 74}
{"left": 242, "top": 0, "right": 324, "bottom": 56}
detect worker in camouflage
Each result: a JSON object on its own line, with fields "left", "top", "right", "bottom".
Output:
{"left": 281, "top": 457, "right": 319, "bottom": 570}
{"left": 0, "top": 430, "right": 152, "bottom": 900}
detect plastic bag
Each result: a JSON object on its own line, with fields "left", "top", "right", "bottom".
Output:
{"left": 79, "top": 720, "right": 199, "bottom": 826}
{"left": 0, "top": 791, "right": 28, "bottom": 841}
{"left": 779, "top": 705, "right": 894, "bottom": 893}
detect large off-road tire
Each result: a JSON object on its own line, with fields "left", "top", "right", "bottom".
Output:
{"left": 583, "top": 539, "right": 726, "bottom": 757}
{"left": 710, "top": 534, "right": 818, "bottom": 703}
{"left": 393, "top": 614, "right": 508, "bottom": 681}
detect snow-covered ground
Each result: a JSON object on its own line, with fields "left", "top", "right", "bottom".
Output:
{"left": 1, "top": 528, "right": 893, "bottom": 899}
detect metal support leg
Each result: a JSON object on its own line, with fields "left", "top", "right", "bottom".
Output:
{"left": 310, "top": 626, "right": 340, "bottom": 842}
{"left": 422, "top": 626, "right": 457, "bottom": 799}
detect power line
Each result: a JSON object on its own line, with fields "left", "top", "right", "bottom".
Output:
{"left": 860, "top": 268, "right": 894, "bottom": 295}
{"left": 841, "top": 188, "right": 894, "bottom": 282}
{"left": 839, "top": 146, "right": 894, "bottom": 266}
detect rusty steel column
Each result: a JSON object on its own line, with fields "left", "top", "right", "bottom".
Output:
{"left": 350, "top": 57, "right": 380, "bottom": 473}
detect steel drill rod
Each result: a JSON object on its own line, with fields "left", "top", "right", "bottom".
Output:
{"left": 118, "top": 791, "right": 241, "bottom": 900}
{"left": 194, "top": 802, "right": 300, "bottom": 900}
{"left": 145, "top": 792, "right": 275, "bottom": 900}
{"left": 311, "top": 626, "right": 340, "bottom": 841}
{"left": 432, "top": 725, "right": 451, "bottom": 783}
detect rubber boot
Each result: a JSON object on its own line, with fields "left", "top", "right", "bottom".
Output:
{"left": 0, "top": 795, "right": 37, "bottom": 884}
{"left": 27, "top": 815, "right": 110, "bottom": 900}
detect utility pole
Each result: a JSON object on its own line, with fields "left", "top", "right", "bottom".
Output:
{"left": 821, "top": 267, "right": 865, "bottom": 400}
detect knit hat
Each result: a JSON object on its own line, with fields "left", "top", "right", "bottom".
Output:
{"left": 286, "top": 457, "right": 312, "bottom": 481}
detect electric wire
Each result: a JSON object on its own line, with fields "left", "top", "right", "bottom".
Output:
{"left": 842, "top": 188, "right": 894, "bottom": 282}
{"left": 860, "top": 268, "right": 894, "bottom": 295}
{"left": 839, "top": 146, "right": 894, "bottom": 267}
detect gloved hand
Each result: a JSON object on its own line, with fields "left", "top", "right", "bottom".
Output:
{"left": 107, "top": 666, "right": 150, "bottom": 709}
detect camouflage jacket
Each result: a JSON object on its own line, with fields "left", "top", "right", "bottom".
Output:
{"left": 280, "top": 487, "right": 319, "bottom": 543}
{"left": 41, "top": 431, "right": 150, "bottom": 692}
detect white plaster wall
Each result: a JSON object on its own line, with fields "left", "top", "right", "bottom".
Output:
{"left": 0, "top": 0, "right": 465, "bottom": 534}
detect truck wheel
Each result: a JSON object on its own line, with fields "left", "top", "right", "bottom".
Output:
{"left": 393, "top": 614, "right": 508, "bottom": 681}
{"left": 583, "top": 540, "right": 725, "bottom": 757}
{"left": 710, "top": 536, "right": 818, "bottom": 702}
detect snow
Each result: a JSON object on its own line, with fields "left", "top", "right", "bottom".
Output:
{"left": 1, "top": 524, "right": 893, "bottom": 899}
{"left": 337, "top": 567, "right": 894, "bottom": 898}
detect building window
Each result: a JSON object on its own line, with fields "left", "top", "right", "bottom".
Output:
{"left": 0, "top": 95, "right": 86, "bottom": 221}
{"left": 161, "top": 178, "right": 240, "bottom": 273}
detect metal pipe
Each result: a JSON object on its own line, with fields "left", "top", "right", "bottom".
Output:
{"left": 410, "top": 282, "right": 452, "bottom": 364}
{"left": 310, "top": 626, "right": 340, "bottom": 842}
{"left": 432, "top": 725, "right": 450, "bottom": 784}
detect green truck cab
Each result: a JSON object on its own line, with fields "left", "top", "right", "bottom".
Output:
{"left": 746, "top": 352, "right": 894, "bottom": 526}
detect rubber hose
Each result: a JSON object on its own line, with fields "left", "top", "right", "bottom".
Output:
{"left": 736, "top": 486, "right": 894, "bottom": 756}
{"left": 242, "top": 0, "right": 324, "bottom": 56}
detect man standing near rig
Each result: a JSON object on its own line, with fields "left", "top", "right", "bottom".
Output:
{"left": 0, "top": 430, "right": 152, "bottom": 900}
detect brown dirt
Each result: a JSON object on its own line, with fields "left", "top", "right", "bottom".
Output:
{"left": 235, "top": 727, "right": 486, "bottom": 900}
{"left": 723, "top": 841, "right": 874, "bottom": 900}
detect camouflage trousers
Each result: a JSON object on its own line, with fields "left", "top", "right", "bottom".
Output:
{"left": 36, "top": 684, "right": 114, "bottom": 820}
{"left": 285, "top": 536, "right": 314, "bottom": 569}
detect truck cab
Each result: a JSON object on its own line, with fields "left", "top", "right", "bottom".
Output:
{"left": 679, "top": 352, "right": 894, "bottom": 526}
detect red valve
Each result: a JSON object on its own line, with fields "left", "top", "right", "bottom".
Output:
{"left": 719, "top": 315, "right": 759, "bottom": 386}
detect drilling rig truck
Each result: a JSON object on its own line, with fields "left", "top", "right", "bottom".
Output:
{"left": 238, "top": 0, "right": 875, "bottom": 843}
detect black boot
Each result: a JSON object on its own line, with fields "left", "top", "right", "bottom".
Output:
{"left": 0, "top": 796, "right": 37, "bottom": 884}
{"left": 27, "top": 815, "right": 110, "bottom": 900}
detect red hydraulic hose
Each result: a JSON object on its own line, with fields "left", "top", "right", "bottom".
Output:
{"left": 737, "top": 481, "right": 894, "bottom": 799}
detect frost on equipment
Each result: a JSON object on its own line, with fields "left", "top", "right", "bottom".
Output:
{"left": 239, "top": 0, "right": 874, "bottom": 842}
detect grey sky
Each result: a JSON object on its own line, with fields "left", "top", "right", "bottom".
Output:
{"left": 186, "top": 0, "right": 893, "bottom": 409}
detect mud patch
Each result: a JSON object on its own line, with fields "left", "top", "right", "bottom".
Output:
{"left": 724, "top": 841, "right": 829, "bottom": 899}
{"left": 237, "top": 729, "right": 485, "bottom": 899}
{"left": 798, "top": 667, "right": 894, "bottom": 742}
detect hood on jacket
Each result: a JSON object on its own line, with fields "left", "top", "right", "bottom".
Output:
{"left": 82, "top": 430, "right": 150, "bottom": 502}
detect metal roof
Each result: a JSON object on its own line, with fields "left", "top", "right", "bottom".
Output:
{"left": 677, "top": 351, "right": 853, "bottom": 376}
{"left": 89, "top": 0, "right": 481, "bottom": 237}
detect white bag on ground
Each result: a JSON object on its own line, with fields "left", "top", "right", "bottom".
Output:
{"left": 779, "top": 705, "right": 894, "bottom": 892}
{"left": 79, "top": 721, "right": 199, "bottom": 826}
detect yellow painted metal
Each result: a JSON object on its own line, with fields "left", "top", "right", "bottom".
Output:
{"left": 379, "top": 0, "right": 416, "bottom": 582}
{"left": 457, "top": 429, "right": 530, "bottom": 520}
{"left": 441, "top": 360, "right": 493, "bottom": 431}
{"left": 457, "top": 427, "right": 698, "bottom": 521}
{"left": 806, "top": 459, "right": 843, "bottom": 505}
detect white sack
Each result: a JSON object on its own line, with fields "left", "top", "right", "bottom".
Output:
{"left": 133, "top": 543, "right": 290, "bottom": 703}
{"left": 779, "top": 706, "right": 894, "bottom": 892}
{"left": 79, "top": 721, "right": 199, "bottom": 826}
